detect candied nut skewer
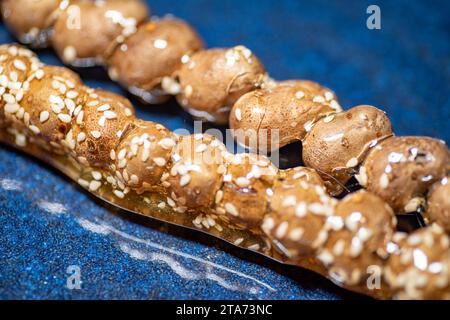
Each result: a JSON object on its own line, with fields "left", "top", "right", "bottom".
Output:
{"left": 1, "top": 44, "right": 450, "bottom": 299}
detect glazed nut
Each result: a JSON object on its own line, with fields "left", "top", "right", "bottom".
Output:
{"left": 52, "top": 0, "right": 149, "bottom": 65}
{"left": 302, "top": 105, "right": 393, "bottom": 188}
{"left": 384, "top": 224, "right": 450, "bottom": 299}
{"left": 262, "top": 179, "right": 337, "bottom": 260}
{"left": 426, "top": 176, "right": 450, "bottom": 232}
{"left": 166, "top": 134, "right": 226, "bottom": 209}
{"left": 0, "top": 0, "right": 61, "bottom": 47}
{"left": 214, "top": 153, "right": 278, "bottom": 231}
{"left": 316, "top": 190, "right": 396, "bottom": 286}
{"left": 362, "top": 136, "right": 450, "bottom": 213}
{"left": 175, "top": 46, "right": 266, "bottom": 124}
{"left": 108, "top": 17, "right": 203, "bottom": 99}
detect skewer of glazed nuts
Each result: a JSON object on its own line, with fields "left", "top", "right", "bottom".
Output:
{"left": 1, "top": 44, "right": 450, "bottom": 299}
{"left": 0, "top": 0, "right": 270, "bottom": 124}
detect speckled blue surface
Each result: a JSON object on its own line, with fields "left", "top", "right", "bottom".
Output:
{"left": 0, "top": 0, "right": 449, "bottom": 300}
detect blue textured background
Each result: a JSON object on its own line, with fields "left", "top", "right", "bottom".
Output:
{"left": 0, "top": 0, "right": 449, "bottom": 299}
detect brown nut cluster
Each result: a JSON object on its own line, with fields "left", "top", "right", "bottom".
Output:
{"left": 53, "top": 0, "right": 149, "bottom": 66}
{"left": 175, "top": 46, "right": 266, "bottom": 124}
{"left": 113, "top": 120, "right": 176, "bottom": 193}
{"left": 316, "top": 190, "right": 396, "bottom": 286}
{"left": 166, "top": 134, "right": 227, "bottom": 210}
{"left": 108, "top": 18, "right": 203, "bottom": 103}
{"left": 70, "top": 88, "right": 135, "bottom": 167}
{"left": 262, "top": 180, "right": 337, "bottom": 260}
{"left": 384, "top": 224, "right": 450, "bottom": 299}
{"left": 360, "top": 136, "right": 450, "bottom": 213}
{"left": 214, "top": 153, "right": 278, "bottom": 231}
{"left": 229, "top": 80, "right": 339, "bottom": 151}
{"left": 303, "top": 105, "right": 393, "bottom": 187}
{"left": 0, "top": 0, "right": 61, "bottom": 47}
{"left": 426, "top": 176, "right": 450, "bottom": 232}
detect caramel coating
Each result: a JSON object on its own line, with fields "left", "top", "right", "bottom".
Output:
{"left": 0, "top": 0, "right": 60, "bottom": 47}
{"left": 426, "top": 176, "right": 450, "bottom": 232}
{"left": 384, "top": 225, "right": 450, "bottom": 299}
{"left": 175, "top": 46, "right": 266, "bottom": 124}
{"left": 262, "top": 180, "right": 337, "bottom": 260}
{"left": 166, "top": 134, "right": 226, "bottom": 210}
{"left": 215, "top": 153, "right": 278, "bottom": 231}
{"left": 16, "top": 66, "right": 83, "bottom": 147}
{"left": 108, "top": 18, "right": 203, "bottom": 102}
{"left": 361, "top": 136, "right": 450, "bottom": 213}
{"left": 52, "top": 0, "right": 149, "bottom": 66}
{"left": 70, "top": 88, "right": 134, "bottom": 167}
{"left": 317, "top": 190, "right": 396, "bottom": 286}
{"left": 303, "top": 105, "right": 393, "bottom": 187}
{"left": 229, "top": 80, "right": 338, "bottom": 151}
{"left": 114, "top": 120, "right": 176, "bottom": 192}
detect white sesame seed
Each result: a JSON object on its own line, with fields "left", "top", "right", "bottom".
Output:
{"left": 97, "top": 104, "right": 110, "bottom": 111}
{"left": 179, "top": 174, "right": 191, "bottom": 187}
{"left": 153, "top": 157, "right": 166, "bottom": 167}
{"left": 29, "top": 125, "right": 40, "bottom": 135}
{"left": 234, "top": 108, "right": 242, "bottom": 121}
{"left": 282, "top": 195, "right": 296, "bottom": 207}
{"left": 295, "top": 202, "right": 307, "bottom": 217}
{"left": 289, "top": 228, "right": 304, "bottom": 241}
{"left": 57, "top": 113, "right": 71, "bottom": 123}
{"left": 215, "top": 190, "right": 223, "bottom": 204}
{"left": 13, "top": 59, "right": 26, "bottom": 71}
{"left": 91, "top": 130, "right": 101, "bottom": 139}
{"left": 154, "top": 39, "right": 167, "bottom": 49}
{"left": 276, "top": 221, "right": 289, "bottom": 239}
{"left": 104, "top": 110, "right": 117, "bottom": 119}
{"left": 98, "top": 116, "right": 106, "bottom": 127}
{"left": 113, "top": 190, "right": 125, "bottom": 199}
{"left": 324, "top": 91, "right": 334, "bottom": 101}
{"left": 158, "top": 138, "right": 176, "bottom": 150}
{"left": 3, "top": 93, "right": 16, "bottom": 104}
{"left": 91, "top": 171, "right": 102, "bottom": 181}
{"left": 346, "top": 157, "right": 358, "bottom": 168}
{"left": 39, "top": 111, "right": 50, "bottom": 123}
{"left": 89, "top": 180, "right": 102, "bottom": 192}
{"left": 295, "top": 91, "right": 305, "bottom": 99}
{"left": 77, "top": 132, "right": 86, "bottom": 143}
{"left": 379, "top": 173, "right": 389, "bottom": 189}
{"left": 313, "top": 95, "right": 325, "bottom": 103}
{"left": 236, "top": 177, "right": 250, "bottom": 188}
{"left": 158, "top": 202, "right": 166, "bottom": 209}
{"left": 4, "top": 103, "right": 20, "bottom": 113}
{"left": 66, "top": 90, "right": 78, "bottom": 99}
{"left": 323, "top": 114, "right": 335, "bottom": 123}
{"left": 35, "top": 69, "right": 44, "bottom": 79}
{"left": 87, "top": 100, "right": 99, "bottom": 107}
{"left": 225, "top": 202, "right": 239, "bottom": 216}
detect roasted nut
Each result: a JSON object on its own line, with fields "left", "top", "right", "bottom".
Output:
{"left": 426, "top": 176, "right": 450, "bottom": 232}
{"left": 175, "top": 46, "right": 266, "bottom": 124}
{"left": 303, "top": 105, "right": 393, "bottom": 187}
{"left": 70, "top": 88, "right": 134, "bottom": 167}
{"left": 230, "top": 80, "right": 338, "bottom": 151}
{"left": 0, "top": 45, "right": 42, "bottom": 129}
{"left": 113, "top": 120, "right": 175, "bottom": 192}
{"left": 215, "top": 153, "right": 278, "bottom": 231}
{"left": 53, "top": 0, "right": 149, "bottom": 66}
{"left": 316, "top": 190, "right": 396, "bottom": 286}
{"left": 166, "top": 134, "right": 226, "bottom": 210}
{"left": 262, "top": 180, "right": 337, "bottom": 260}
{"left": 384, "top": 224, "right": 450, "bottom": 299}
{"left": 0, "top": 0, "right": 60, "bottom": 47}
{"left": 362, "top": 136, "right": 450, "bottom": 213}
{"left": 108, "top": 17, "right": 203, "bottom": 103}
{"left": 10, "top": 65, "right": 83, "bottom": 148}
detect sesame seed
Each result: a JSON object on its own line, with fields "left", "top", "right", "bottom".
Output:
{"left": 346, "top": 157, "right": 358, "bottom": 168}
{"left": 158, "top": 138, "right": 176, "bottom": 149}
{"left": 184, "top": 85, "right": 193, "bottom": 97}
{"left": 13, "top": 59, "right": 26, "bottom": 71}
{"left": 91, "top": 130, "right": 101, "bottom": 139}
{"left": 153, "top": 157, "right": 166, "bottom": 167}
{"left": 113, "top": 190, "right": 125, "bottom": 199}
{"left": 4, "top": 103, "right": 20, "bottom": 113}
{"left": 154, "top": 39, "right": 167, "bottom": 49}
{"left": 87, "top": 100, "right": 99, "bottom": 107}
{"left": 276, "top": 221, "right": 289, "bottom": 238}
{"left": 39, "top": 111, "right": 50, "bottom": 123}
{"left": 35, "top": 69, "right": 44, "bottom": 79}
{"left": 97, "top": 104, "right": 110, "bottom": 111}
{"left": 3, "top": 93, "right": 16, "bottom": 104}
{"left": 282, "top": 195, "right": 296, "bottom": 207}
{"left": 324, "top": 91, "right": 334, "bottom": 101}
{"left": 158, "top": 202, "right": 166, "bottom": 209}
{"left": 295, "top": 203, "right": 307, "bottom": 217}
{"left": 29, "top": 125, "right": 40, "bottom": 135}
{"left": 317, "top": 250, "right": 334, "bottom": 266}
{"left": 236, "top": 177, "right": 250, "bottom": 187}
{"left": 323, "top": 114, "right": 335, "bottom": 123}
{"left": 379, "top": 173, "right": 389, "bottom": 189}
{"left": 313, "top": 95, "right": 325, "bottom": 103}
{"left": 104, "top": 110, "right": 117, "bottom": 119}
{"left": 304, "top": 120, "right": 314, "bottom": 132}
{"left": 66, "top": 90, "right": 78, "bottom": 99}
{"left": 234, "top": 108, "right": 242, "bottom": 121}
{"left": 58, "top": 113, "right": 71, "bottom": 123}
{"left": 77, "top": 132, "right": 86, "bottom": 142}
{"left": 179, "top": 174, "right": 191, "bottom": 187}
{"left": 215, "top": 190, "right": 223, "bottom": 204}
{"left": 89, "top": 180, "right": 102, "bottom": 192}
{"left": 91, "top": 171, "right": 102, "bottom": 181}
{"left": 98, "top": 116, "right": 106, "bottom": 127}
{"left": 234, "top": 238, "right": 244, "bottom": 245}
{"left": 225, "top": 202, "right": 239, "bottom": 216}
{"left": 289, "top": 228, "right": 304, "bottom": 241}
{"left": 76, "top": 110, "right": 84, "bottom": 125}
{"left": 295, "top": 91, "right": 305, "bottom": 99}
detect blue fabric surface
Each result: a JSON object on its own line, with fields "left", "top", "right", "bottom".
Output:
{"left": 0, "top": 0, "right": 449, "bottom": 299}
